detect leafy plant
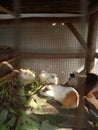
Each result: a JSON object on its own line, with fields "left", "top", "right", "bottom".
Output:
{"left": 40, "top": 120, "right": 59, "bottom": 130}
{"left": 0, "top": 109, "right": 9, "bottom": 130}
{"left": 0, "top": 109, "right": 8, "bottom": 123}
{"left": 15, "top": 111, "right": 40, "bottom": 130}
{"left": 24, "top": 78, "right": 44, "bottom": 97}
{"left": 0, "top": 78, "right": 19, "bottom": 106}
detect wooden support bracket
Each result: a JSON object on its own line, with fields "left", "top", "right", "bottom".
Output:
{"left": 66, "top": 22, "right": 87, "bottom": 51}
{"left": 20, "top": 52, "right": 85, "bottom": 59}
{"left": 0, "top": 6, "right": 20, "bottom": 17}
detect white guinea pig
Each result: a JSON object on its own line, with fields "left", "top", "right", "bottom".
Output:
{"left": 18, "top": 68, "right": 36, "bottom": 86}
{"left": 40, "top": 84, "right": 79, "bottom": 109}
{"left": 39, "top": 71, "right": 59, "bottom": 85}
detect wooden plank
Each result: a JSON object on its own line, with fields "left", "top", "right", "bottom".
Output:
{"left": 0, "top": 70, "right": 20, "bottom": 83}
{"left": 20, "top": 52, "right": 85, "bottom": 59}
{"left": 88, "top": 2, "right": 98, "bottom": 16}
{"left": 0, "top": 57, "right": 20, "bottom": 77}
{"left": 0, "top": 6, "right": 19, "bottom": 17}
{"left": 0, "top": 46, "right": 15, "bottom": 62}
{"left": 19, "top": 0, "right": 80, "bottom": 13}
{"left": 85, "top": 12, "right": 98, "bottom": 73}
{"left": 66, "top": 22, "right": 87, "bottom": 51}
{"left": 0, "top": 17, "right": 81, "bottom": 25}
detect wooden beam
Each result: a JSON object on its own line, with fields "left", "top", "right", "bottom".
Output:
{"left": 66, "top": 22, "right": 87, "bottom": 51}
{"left": 0, "top": 70, "right": 20, "bottom": 83}
{"left": 0, "top": 46, "right": 15, "bottom": 62}
{"left": 0, "top": 57, "right": 20, "bottom": 77}
{"left": 0, "top": 17, "right": 81, "bottom": 25}
{"left": 0, "top": 6, "right": 20, "bottom": 17}
{"left": 85, "top": 12, "right": 98, "bottom": 73}
{"left": 88, "top": 2, "right": 98, "bottom": 16}
{"left": 17, "top": 1, "right": 81, "bottom": 13}
{"left": 20, "top": 52, "right": 85, "bottom": 59}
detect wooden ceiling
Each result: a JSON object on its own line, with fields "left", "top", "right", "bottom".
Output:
{"left": 0, "top": 0, "right": 98, "bottom": 15}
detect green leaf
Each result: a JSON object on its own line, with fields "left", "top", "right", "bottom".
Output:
{"left": 15, "top": 116, "right": 40, "bottom": 130}
{"left": 40, "top": 120, "right": 59, "bottom": 130}
{"left": 6, "top": 116, "right": 16, "bottom": 127}
{"left": 17, "top": 87, "right": 27, "bottom": 103}
{"left": 0, "top": 124, "right": 9, "bottom": 130}
{"left": 26, "top": 98, "right": 38, "bottom": 108}
{"left": 0, "top": 80, "right": 8, "bottom": 87}
{"left": 0, "top": 109, "right": 8, "bottom": 123}
{"left": 9, "top": 107, "right": 17, "bottom": 115}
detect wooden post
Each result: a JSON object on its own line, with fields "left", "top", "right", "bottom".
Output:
{"left": 85, "top": 12, "right": 98, "bottom": 73}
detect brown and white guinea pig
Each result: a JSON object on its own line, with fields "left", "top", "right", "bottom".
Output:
{"left": 40, "top": 84, "right": 79, "bottom": 109}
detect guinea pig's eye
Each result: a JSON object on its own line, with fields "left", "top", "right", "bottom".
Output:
{"left": 42, "top": 86, "right": 50, "bottom": 92}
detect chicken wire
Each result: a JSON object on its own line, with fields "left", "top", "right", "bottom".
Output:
{"left": 0, "top": 17, "right": 98, "bottom": 130}
{"left": 18, "top": 22, "right": 86, "bottom": 83}
{"left": 18, "top": 22, "right": 86, "bottom": 53}
{"left": 0, "top": 22, "right": 87, "bottom": 83}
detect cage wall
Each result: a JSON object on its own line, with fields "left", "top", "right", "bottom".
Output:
{"left": 0, "top": 21, "right": 89, "bottom": 84}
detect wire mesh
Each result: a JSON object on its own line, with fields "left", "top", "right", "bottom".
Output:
{"left": 0, "top": 22, "right": 87, "bottom": 82}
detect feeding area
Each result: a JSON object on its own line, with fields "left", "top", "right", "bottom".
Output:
{"left": 0, "top": 0, "right": 98, "bottom": 130}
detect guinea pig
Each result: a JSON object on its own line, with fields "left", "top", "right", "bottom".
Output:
{"left": 40, "top": 84, "right": 79, "bottom": 109}
{"left": 18, "top": 68, "right": 36, "bottom": 86}
{"left": 39, "top": 71, "right": 59, "bottom": 85}
{"left": 65, "top": 71, "right": 80, "bottom": 87}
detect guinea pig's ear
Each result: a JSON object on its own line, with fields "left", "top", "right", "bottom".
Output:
{"left": 70, "top": 73, "right": 75, "bottom": 78}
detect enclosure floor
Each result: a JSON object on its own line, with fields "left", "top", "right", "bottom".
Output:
{"left": 29, "top": 95, "right": 96, "bottom": 130}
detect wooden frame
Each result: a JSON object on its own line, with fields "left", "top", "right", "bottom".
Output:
{"left": 0, "top": 10, "right": 98, "bottom": 73}
{"left": 0, "top": 16, "right": 86, "bottom": 59}
{"left": 66, "top": 22, "right": 87, "bottom": 51}
{"left": 0, "top": 17, "right": 81, "bottom": 25}
{"left": 20, "top": 52, "right": 85, "bottom": 59}
{"left": 85, "top": 12, "right": 98, "bottom": 73}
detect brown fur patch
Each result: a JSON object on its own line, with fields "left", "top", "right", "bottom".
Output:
{"left": 87, "top": 89, "right": 98, "bottom": 98}
{"left": 62, "top": 91, "right": 79, "bottom": 109}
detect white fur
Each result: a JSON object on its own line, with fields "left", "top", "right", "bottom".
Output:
{"left": 67, "top": 71, "right": 86, "bottom": 87}
{"left": 39, "top": 71, "right": 59, "bottom": 84}
{"left": 67, "top": 71, "right": 79, "bottom": 87}
{"left": 18, "top": 68, "right": 36, "bottom": 86}
{"left": 40, "top": 84, "right": 79, "bottom": 107}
